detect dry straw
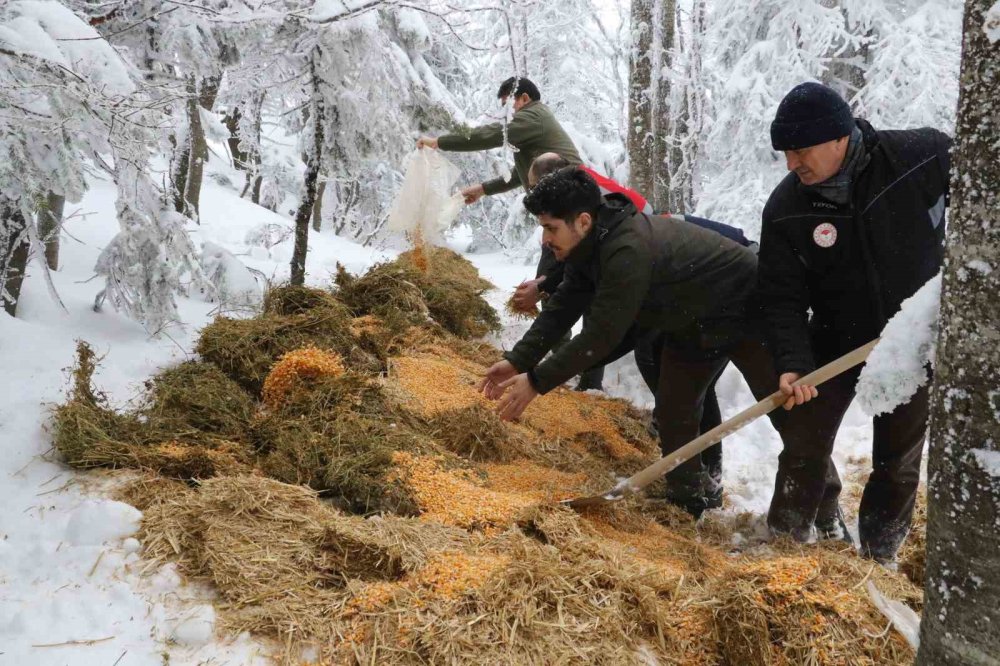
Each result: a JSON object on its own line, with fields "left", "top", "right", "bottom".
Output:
{"left": 53, "top": 261, "right": 923, "bottom": 665}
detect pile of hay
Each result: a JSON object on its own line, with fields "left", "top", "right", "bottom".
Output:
{"left": 52, "top": 256, "right": 923, "bottom": 665}
{"left": 336, "top": 246, "right": 500, "bottom": 339}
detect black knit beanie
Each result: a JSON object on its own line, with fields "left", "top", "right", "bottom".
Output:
{"left": 770, "top": 82, "right": 854, "bottom": 151}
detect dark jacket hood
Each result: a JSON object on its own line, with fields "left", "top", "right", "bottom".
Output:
{"left": 565, "top": 194, "right": 637, "bottom": 269}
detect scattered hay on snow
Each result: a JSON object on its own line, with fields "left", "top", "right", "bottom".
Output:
{"left": 55, "top": 256, "right": 924, "bottom": 665}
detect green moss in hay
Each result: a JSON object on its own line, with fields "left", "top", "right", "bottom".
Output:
{"left": 52, "top": 341, "right": 156, "bottom": 467}
{"left": 336, "top": 248, "right": 500, "bottom": 340}
{"left": 262, "top": 284, "right": 343, "bottom": 316}
{"left": 258, "top": 414, "right": 429, "bottom": 516}
{"left": 144, "top": 361, "right": 256, "bottom": 440}
{"left": 251, "top": 373, "right": 433, "bottom": 515}
{"left": 195, "top": 305, "right": 364, "bottom": 393}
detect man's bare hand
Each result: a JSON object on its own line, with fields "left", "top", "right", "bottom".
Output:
{"left": 512, "top": 276, "right": 545, "bottom": 311}
{"left": 416, "top": 136, "right": 438, "bottom": 149}
{"left": 495, "top": 373, "right": 539, "bottom": 422}
{"left": 479, "top": 360, "right": 518, "bottom": 400}
{"left": 461, "top": 184, "right": 485, "bottom": 205}
{"left": 779, "top": 372, "right": 818, "bottom": 410}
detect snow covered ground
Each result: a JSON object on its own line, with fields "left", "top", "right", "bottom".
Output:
{"left": 0, "top": 156, "right": 879, "bottom": 663}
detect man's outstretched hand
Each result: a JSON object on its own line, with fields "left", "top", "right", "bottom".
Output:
{"left": 479, "top": 360, "right": 539, "bottom": 420}
{"left": 495, "top": 373, "right": 538, "bottom": 422}
{"left": 479, "top": 360, "right": 518, "bottom": 400}
{"left": 779, "top": 372, "right": 818, "bottom": 410}
{"left": 511, "top": 276, "right": 545, "bottom": 311}
{"left": 461, "top": 184, "right": 485, "bottom": 205}
{"left": 416, "top": 136, "right": 438, "bottom": 149}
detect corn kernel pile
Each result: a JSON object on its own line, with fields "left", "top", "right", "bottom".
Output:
{"left": 390, "top": 452, "right": 533, "bottom": 530}
{"left": 392, "top": 352, "right": 647, "bottom": 461}
{"left": 262, "top": 347, "right": 345, "bottom": 408}
{"left": 391, "top": 355, "right": 491, "bottom": 415}
{"left": 482, "top": 462, "right": 588, "bottom": 503}
{"left": 412, "top": 550, "right": 510, "bottom": 600}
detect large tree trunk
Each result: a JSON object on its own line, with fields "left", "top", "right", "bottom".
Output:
{"left": 627, "top": 0, "right": 655, "bottom": 200}
{"left": 916, "top": 1, "right": 1000, "bottom": 663}
{"left": 37, "top": 191, "right": 64, "bottom": 271}
{"left": 291, "top": 54, "right": 325, "bottom": 286}
{"left": 650, "top": 0, "right": 676, "bottom": 211}
{"left": 1, "top": 199, "right": 30, "bottom": 317}
{"left": 184, "top": 75, "right": 221, "bottom": 221}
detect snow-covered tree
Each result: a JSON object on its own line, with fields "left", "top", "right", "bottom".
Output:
{"left": 695, "top": 0, "right": 961, "bottom": 236}
{"left": 917, "top": 0, "right": 1000, "bottom": 661}
{"left": 0, "top": 1, "right": 212, "bottom": 328}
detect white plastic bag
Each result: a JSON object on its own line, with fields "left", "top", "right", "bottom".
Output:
{"left": 388, "top": 147, "right": 464, "bottom": 243}
{"left": 867, "top": 581, "right": 920, "bottom": 649}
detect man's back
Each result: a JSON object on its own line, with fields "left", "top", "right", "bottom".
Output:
{"left": 438, "top": 101, "right": 581, "bottom": 194}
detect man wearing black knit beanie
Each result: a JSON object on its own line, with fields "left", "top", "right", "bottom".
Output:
{"left": 758, "top": 81, "right": 952, "bottom": 563}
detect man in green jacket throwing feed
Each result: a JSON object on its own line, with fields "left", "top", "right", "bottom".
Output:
{"left": 478, "top": 167, "right": 813, "bottom": 518}
{"left": 419, "top": 76, "right": 604, "bottom": 391}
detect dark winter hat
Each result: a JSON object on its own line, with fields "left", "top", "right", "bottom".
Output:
{"left": 770, "top": 82, "right": 854, "bottom": 151}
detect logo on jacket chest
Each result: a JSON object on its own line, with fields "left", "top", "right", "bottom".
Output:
{"left": 812, "top": 222, "right": 838, "bottom": 248}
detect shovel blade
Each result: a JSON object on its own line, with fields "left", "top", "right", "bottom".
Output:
{"left": 561, "top": 489, "right": 626, "bottom": 510}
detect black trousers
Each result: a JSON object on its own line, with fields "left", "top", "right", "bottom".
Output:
{"left": 652, "top": 330, "right": 788, "bottom": 505}
{"left": 634, "top": 333, "right": 722, "bottom": 487}
{"left": 767, "top": 364, "right": 928, "bottom": 560}
{"left": 552, "top": 322, "right": 605, "bottom": 391}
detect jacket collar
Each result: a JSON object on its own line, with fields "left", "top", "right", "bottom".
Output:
{"left": 565, "top": 194, "right": 637, "bottom": 268}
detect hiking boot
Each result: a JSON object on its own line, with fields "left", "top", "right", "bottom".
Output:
{"left": 704, "top": 483, "right": 724, "bottom": 511}
{"left": 816, "top": 507, "right": 854, "bottom": 546}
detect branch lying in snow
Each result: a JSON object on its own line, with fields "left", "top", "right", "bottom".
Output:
{"left": 32, "top": 636, "right": 115, "bottom": 648}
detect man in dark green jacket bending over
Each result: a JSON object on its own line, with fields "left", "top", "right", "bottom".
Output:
{"left": 419, "top": 76, "right": 603, "bottom": 390}
{"left": 478, "top": 168, "right": 807, "bottom": 517}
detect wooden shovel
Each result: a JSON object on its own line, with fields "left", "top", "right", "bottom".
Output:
{"left": 562, "top": 338, "right": 880, "bottom": 510}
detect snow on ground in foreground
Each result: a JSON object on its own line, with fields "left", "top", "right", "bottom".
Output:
{"left": 1, "top": 161, "right": 877, "bottom": 663}
{"left": 0, "top": 160, "right": 390, "bottom": 664}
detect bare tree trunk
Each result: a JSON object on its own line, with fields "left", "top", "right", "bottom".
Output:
{"left": 291, "top": 53, "right": 324, "bottom": 286}
{"left": 171, "top": 132, "right": 191, "bottom": 214}
{"left": 1, "top": 199, "right": 30, "bottom": 317}
{"left": 821, "top": 0, "right": 868, "bottom": 102}
{"left": 37, "top": 191, "right": 64, "bottom": 271}
{"left": 184, "top": 75, "right": 221, "bottom": 221}
{"left": 224, "top": 105, "right": 247, "bottom": 170}
{"left": 665, "top": 0, "right": 706, "bottom": 214}
{"left": 917, "top": 1, "right": 1000, "bottom": 663}
{"left": 628, "top": 0, "right": 655, "bottom": 199}
{"left": 312, "top": 180, "right": 326, "bottom": 232}
{"left": 651, "top": 0, "right": 677, "bottom": 210}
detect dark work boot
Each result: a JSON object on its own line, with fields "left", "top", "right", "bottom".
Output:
{"left": 816, "top": 506, "right": 854, "bottom": 546}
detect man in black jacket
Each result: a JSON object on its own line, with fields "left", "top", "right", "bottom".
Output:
{"left": 758, "top": 82, "right": 950, "bottom": 561}
{"left": 479, "top": 168, "right": 807, "bottom": 517}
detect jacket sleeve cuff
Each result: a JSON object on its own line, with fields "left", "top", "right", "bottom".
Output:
{"left": 483, "top": 176, "right": 518, "bottom": 196}
{"left": 502, "top": 351, "right": 527, "bottom": 373}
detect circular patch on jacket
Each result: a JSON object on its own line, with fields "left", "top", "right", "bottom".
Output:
{"left": 813, "top": 223, "right": 837, "bottom": 248}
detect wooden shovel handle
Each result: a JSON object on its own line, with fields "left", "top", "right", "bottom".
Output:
{"left": 617, "top": 338, "right": 880, "bottom": 496}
